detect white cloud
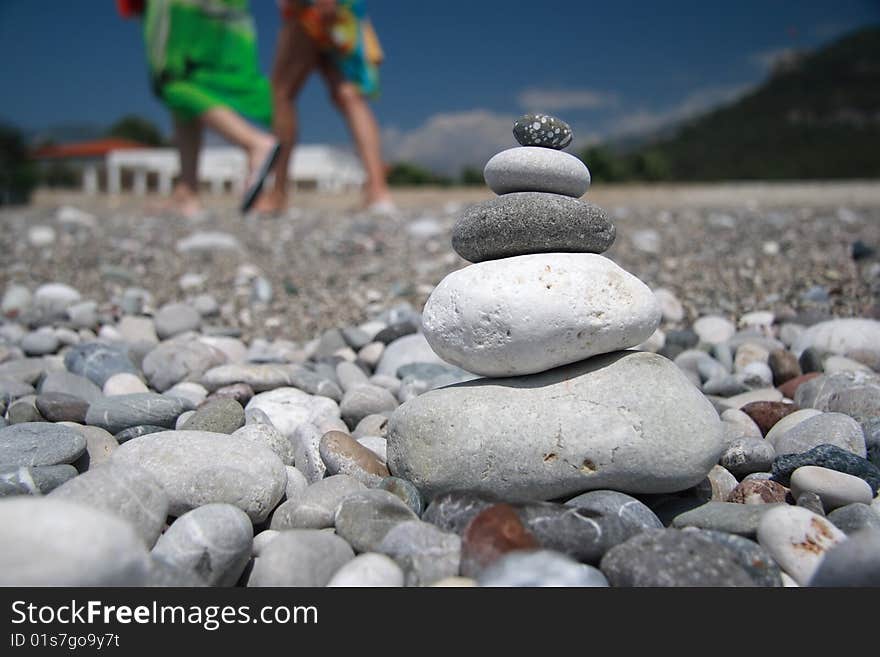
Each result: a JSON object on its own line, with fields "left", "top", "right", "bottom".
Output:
{"left": 606, "top": 84, "right": 752, "bottom": 137}
{"left": 382, "top": 109, "right": 516, "bottom": 174}
{"left": 517, "top": 88, "right": 619, "bottom": 112}
{"left": 750, "top": 47, "right": 800, "bottom": 71}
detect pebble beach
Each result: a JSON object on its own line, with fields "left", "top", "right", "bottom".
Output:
{"left": 1, "top": 173, "right": 880, "bottom": 587}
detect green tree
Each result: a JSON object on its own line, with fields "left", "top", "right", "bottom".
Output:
{"left": 630, "top": 150, "right": 671, "bottom": 181}
{"left": 388, "top": 162, "right": 443, "bottom": 186}
{"left": 107, "top": 115, "right": 165, "bottom": 146}
{"left": 0, "top": 123, "right": 37, "bottom": 205}
{"left": 579, "top": 146, "right": 631, "bottom": 182}
{"left": 459, "top": 166, "right": 484, "bottom": 186}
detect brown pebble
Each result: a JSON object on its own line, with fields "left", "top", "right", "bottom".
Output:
{"left": 203, "top": 382, "right": 255, "bottom": 407}
{"left": 459, "top": 503, "right": 539, "bottom": 578}
{"left": 318, "top": 430, "right": 389, "bottom": 485}
{"left": 727, "top": 479, "right": 789, "bottom": 505}
{"left": 778, "top": 372, "right": 821, "bottom": 400}
{"left": 741, "top": 401, "right": 799, "bottom": 435}
{"left": 768, "top": 349, "right": 802, "bottom": 386}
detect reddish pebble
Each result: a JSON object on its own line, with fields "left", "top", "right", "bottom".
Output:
{"left": 778, "top": 372, "right": 821, "bottom": 400}
{"left": 741, "top": 401, "right": 800, "bottom": 435}
{"left": 459, "top": 503, "right": 539, "bottom": 577}
{"left": 727, "top": 479, "right": 789, "bottom": 505}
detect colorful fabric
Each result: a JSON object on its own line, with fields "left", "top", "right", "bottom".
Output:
{"left": 283, "top": 0, "right": 381, "bottom": 98}
{"left": 144, "top": 0, "right": 272, "bottom": 124}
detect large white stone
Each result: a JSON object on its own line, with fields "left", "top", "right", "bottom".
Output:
{"left": 483, "top": 147, "right": 590, "bottom": 198}
{"left": 421, "top": 253, "right": 661, "bottom": 377}
{"left": 757, "top": 506, "right": 846, "bottom": 585}
{"left": 245, "top": 387, "right": 340, "bottom": 439}
{"left": 791, "top": 318, "right": 880, "bottom": 357}
{"left": 388, "top": 350, "right": 723, "bottom": 501}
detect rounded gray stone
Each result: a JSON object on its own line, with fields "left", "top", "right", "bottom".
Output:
{"left": 63, "top": 342, "right": 138, "bottom": 387}
{"left": 154, "top": 303, "right": 201, "bottom": 340}
{"left": 152, "top": 503, "right": 253, "bottom": 586}
{"left": 0, "top": 497, "right": 151, "bottom": 585}
{"left": 110, "top": 430, "right": 287, "bottom": 523}
{"left": 49, "top": 463, "right": 168, "bottom": 547}
{"left": 270, "top": 474, "right": 366, "bottom": 530}
{"left": 452, "top": 192, "right": 613, "bottom": 263}
{"left": 182, "top": 398, "right": 245, "bottom": 434}
{"left": 672, "top": 501, "right": 785, "bottom": 538}
{"left": 247, "top": 529, "right": 354, "bottom": 587}
{"left": 600, "top": 528, "right": 757, "bottom": 586}
{"left": 326, "top": 552, "right": 405, "bottom": 587}
{"left": 340, "top": 384, "right": 398, "bottom": 429}
{"left": 771, "top": 412, "right": 866, "bottom": 458}
{"left": 809, "top": 528, "right": 880, "bottom": 586}
{"left": 334, "top": 489, "right": 419, "bottom": 553}
{"left": 21, "top": 331, "right": 59, "bottom": 356}
{"left": 0, "top": 464, "right": 77, "bottom": 496}
{"left": 232, "top": 422, "right": 294, "bottom": 465}
{"left": 483, "top": 147, "right": 590, "bottom": 197}
{"left": 0, "top": 422, "right": 86, "bottom": 466}
{"left": 564, "top": 489, "right": 663, "bottom": 531}
{"left": 826, "top": 502, "right": 880, "bottom": 534}
{"left": 85, "top": 393, "right": 187, "bottom": 434}
{"left": 388, "top": 351, "right": 723, "bottom": 501}
{"left": 285, "top": 466, "right": 309, "bottom": 499}
{"left": 687, "top": 529, "right": 782, "bottom": 587}
{"left": 795, "top": 370, "right": 880, "bottom": 427}
{"left": 378, "top": 476, "right": 423, "bottom": 516}
{"left": 142, "top": 339, "right": 227, "bottom": 392}
{"left": 63, "top": 425, "right": 119, "bottom": 472}
{"left": 376, "top": 520, "right": 461, "bottom": 587}
{"left": 478, "top": 550, "right": 609, "bottom": 587}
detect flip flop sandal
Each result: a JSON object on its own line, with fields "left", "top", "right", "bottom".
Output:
{"left": 240, "top": 141, "right": 282, "bottom": 214}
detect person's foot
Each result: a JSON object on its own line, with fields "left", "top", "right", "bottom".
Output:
{"left": 252, "top": 189, "right": 288, "bottom": 215}
{"left": 156, "top": 185, "right": 204, "bottom": 219}
{"left": 362, "top": 192, "right": 398, "bottom": 216}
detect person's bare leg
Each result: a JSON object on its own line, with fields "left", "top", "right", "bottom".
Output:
{"left": 256, "top": 19, "right": 317, "bottom": 213}
{"left": 200, "top": 106, "right": 276, "bottom": 186}
{"left": 170, "top": 115, "right": 204, "bottom": 217}
{"left": 321, "top": 70, "right": 393, "bottom": 207}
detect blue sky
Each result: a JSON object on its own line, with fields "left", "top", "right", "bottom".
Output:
{"left": 1, "top": 0, "right": 878, "bottom": 172}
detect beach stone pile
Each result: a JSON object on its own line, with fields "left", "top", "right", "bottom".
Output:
{"left": 1, "top": 127, "right": 880, "bottom": 587}
{"left": 390, "top": 114, "right": 724, "bottom": 502}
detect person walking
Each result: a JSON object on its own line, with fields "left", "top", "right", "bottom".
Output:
{"left": 122, "top": 0, "right": 280, "bottom": 216}
{"left": 256, "top": 0, "right": 394, "bottom": 214}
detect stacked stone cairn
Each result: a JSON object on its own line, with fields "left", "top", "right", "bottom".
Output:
{"left": 388, "top": 113, "right": 725, "bottom": 502}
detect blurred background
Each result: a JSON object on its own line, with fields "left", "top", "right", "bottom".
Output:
{"left": 2, "top": 0, "right": 879, "bottom": 200}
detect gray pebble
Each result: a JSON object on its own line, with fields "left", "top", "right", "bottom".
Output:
{"left": 247, "top": 530, "right": 354, "bottom": 587}
{"left": 49, "top": 463, "right": 169, "bottom": 547}
{"left": 152, "top": 503, "right": 253, "bottom": 586}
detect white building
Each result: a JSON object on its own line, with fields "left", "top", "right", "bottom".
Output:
{"left": 64, "top": 144, "right": 365, "bottom": 196}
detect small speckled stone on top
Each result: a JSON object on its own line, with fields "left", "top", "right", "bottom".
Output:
{"left": 513, "top": 113, "right": 573, "bottom": 149}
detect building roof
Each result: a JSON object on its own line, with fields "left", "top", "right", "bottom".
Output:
{"left": 32, "top": 138, "right": 147, "bottom": 160}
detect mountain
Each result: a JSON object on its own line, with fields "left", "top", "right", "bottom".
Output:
{"left": 623, "top": 26, "right": 880, "bottom": 180}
